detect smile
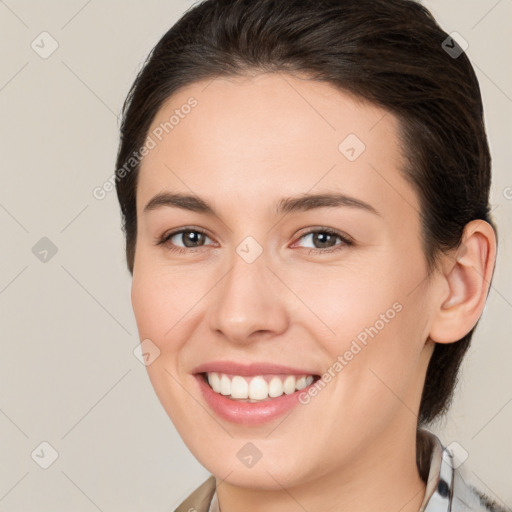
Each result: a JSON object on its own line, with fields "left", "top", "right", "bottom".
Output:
{"left": 192, "top": 361, "right": 321, "bottom": 424}
{"left": 204, "top": 372, "right": 316, "bottom": 402}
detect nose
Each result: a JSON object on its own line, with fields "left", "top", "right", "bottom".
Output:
{"left": 208, "top": 249, "right": 289, "bottom": 345}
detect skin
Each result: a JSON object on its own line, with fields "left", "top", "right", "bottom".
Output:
{"left": 130, "top": 72, "right": 496, "bottom": 512}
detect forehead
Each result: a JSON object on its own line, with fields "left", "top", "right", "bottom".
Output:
{"left": 137, "top": 72, "right": 416, "bottom": 219}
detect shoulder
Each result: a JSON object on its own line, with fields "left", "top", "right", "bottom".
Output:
{"left": 452, "top": 469, "right": 509, "bottom": 512}
{"left": 173, "top": 475, "right": 216, "bottom": 512}
{"left": 470, "top": 487, "right": 510, "bottom": 512}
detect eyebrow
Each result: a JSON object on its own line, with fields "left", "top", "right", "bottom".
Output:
{"left": 143, "top": 191, "right": 380, "bottom": 217}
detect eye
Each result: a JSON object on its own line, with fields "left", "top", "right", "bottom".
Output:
{"left": 156, "top": 226, "right": 353, "bottom": 255}
{"left": 293, "top": 228, "right": 353, "bottom": 254}
{"left": 156, "top": 228, "right": 215, "bottom": 253}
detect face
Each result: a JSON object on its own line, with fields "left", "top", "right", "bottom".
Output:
{"left": 131, "top": 72, "right": 436, "bottom": 490}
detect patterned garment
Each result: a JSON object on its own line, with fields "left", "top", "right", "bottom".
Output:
{"left": 174, "top": 429, "right": 508, "bottom": 512}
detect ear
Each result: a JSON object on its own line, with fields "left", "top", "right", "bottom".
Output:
{"left": 429, "top": 219, "right": 497, "bottom": 344}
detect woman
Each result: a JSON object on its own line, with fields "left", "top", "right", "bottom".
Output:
{"left": 114, "top": 0, "right": 505, "bottom": 510}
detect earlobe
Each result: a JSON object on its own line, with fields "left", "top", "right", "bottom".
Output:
{"left": 429, "top": 220, "right": 496, "bottom": 344}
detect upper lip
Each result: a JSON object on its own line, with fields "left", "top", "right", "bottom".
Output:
{"left": 192, "top": 361, "right": 319, "bottom": 377}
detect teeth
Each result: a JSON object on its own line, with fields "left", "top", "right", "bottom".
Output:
{"left": 296, "top": 376, "right": 307, "bottom": 390}
{"left": 231, "top": 376, "right": 249, "bottom": 399}
{"left": 268, "top": 376, "right": 283, "bottom": 398}
{"left": 220, "top": 374, "right": 231, "bottom": 395}
{"left": 283, "top": 375, "right": 295, "bottom": 394}
{"left": 248, "top": 376, "right": 268, "bottom": 400}
{"left": 205, "top": 372, "right": 315, "bottom": 401}
{"left": 208, "top": 372, "right": 221, "bottom": 393}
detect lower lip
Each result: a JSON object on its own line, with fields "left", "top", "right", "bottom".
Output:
{"left": 195, "top": 374, "right": 316, "bottom": 425}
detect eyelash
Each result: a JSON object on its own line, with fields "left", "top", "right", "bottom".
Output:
{"left": 156, "top": 227, "right": 354, "bottom": 255}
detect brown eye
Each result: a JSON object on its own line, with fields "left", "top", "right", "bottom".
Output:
{"left": 158, "top": 228, "right": 214, "bottom": 253}
{"left": 171, "top": 230, "right": 208, "bottom": 248}
{"left": 294, "top": 228, "right": 353, "bottom": 253}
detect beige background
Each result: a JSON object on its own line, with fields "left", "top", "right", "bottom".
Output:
{"left": 0, "top": 1, "right": 510, "bottom": 510}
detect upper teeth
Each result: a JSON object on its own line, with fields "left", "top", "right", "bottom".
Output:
{"left": 206, "top": 372, "right": 314, "bottom": 401}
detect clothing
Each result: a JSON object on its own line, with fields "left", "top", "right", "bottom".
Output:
{"left": 174, "top": 429, "right": 507, "bottom": 512}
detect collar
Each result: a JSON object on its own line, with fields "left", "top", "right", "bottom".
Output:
{"left": 419, "top": 428, "right": 454, "bottom": 512}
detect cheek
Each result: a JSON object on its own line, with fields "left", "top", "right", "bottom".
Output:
{"left": 290, "top": 253, "right": 428, "bottom": 400}
{"left": 325, "top": 291, "right": 429, "bottom": 436}
{"left": 305, "top": 309, "right": 425, "bottom": 456}
{"left": 287, "top": 259, "right": 408, "bottom": 344}
{"left": 130, "top": 266, "right": 207, "bottom": 429}
{"left": 131, "top": 262, "right": 204, "bottom": 342}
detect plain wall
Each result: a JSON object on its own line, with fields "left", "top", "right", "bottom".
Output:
{"left": 0, "top": 0, "right": 510, "bottom": 510}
